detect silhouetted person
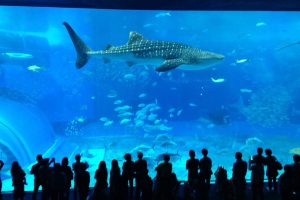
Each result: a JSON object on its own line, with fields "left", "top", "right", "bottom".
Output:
{"left": 186, "top": 149, "right": 199, "bottom": 197}
{"left": 0, "top": 160, "right": 4, "bottom": 200}
{"left": 77, "top": 163, "right": 90, "bottom": 200}
{"left": 50, "top": 163, "right": 67, "bottom": 200}
{"left": 30, "top": 154, "right": 43, "bottom": 200}
{"left": 249, "top": 147, "right": 265, "bottom": 200}
{"left": 72, "top": 154, "right": 89, "bottom": 200}
{"left": 142, "top": 170, "right": 153, "bottom": 200}
{"left": 110, "top": 159, "right": 122, "bottom": 200}
{"left": 72, "top": 154, "right": 82, "bottom": 200}
{"left": 11, "top": 161, "right": 26, "bottom": 200}
{"left": 292, "top": 154, "right": 300, "bottom": 198}
{"left": 91, "top": 161, "right": 108, "bottom": 200}
{"left": 199, "top": 148, "right": 212, "bottom": 199}
{"left": 232, "top": 152, "right": 247, "bottom": 200}
{"left": 214, "top": 166, "right": 233, "bottom": 200}
{"left": 155, "top": 154, "right": 172, "bottom": 200}
{"left": 279, "top": 165, "right": 293, "bottom": 200}
{"left": 122, "top": 153, "right": 135, "bottom": 199}
{"left": 61, "top": 157, "right": 73, "bottom": 200}
{"left": 39, "top": 158, "right": 55, "bottom": 200}
{"left": 134, "top": 152, "right": 147, "bottom": 200}
{"left": 265, "top": 149, "right": 279, "bottom": 192}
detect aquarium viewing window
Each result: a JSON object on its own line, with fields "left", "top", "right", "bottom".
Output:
{"left": 0, "top": 5, "right": 300, "bottom": 192}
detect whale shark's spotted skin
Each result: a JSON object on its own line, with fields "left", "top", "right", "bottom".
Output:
{"left": 63, "top": 22, "right": 224, "bottom": 72}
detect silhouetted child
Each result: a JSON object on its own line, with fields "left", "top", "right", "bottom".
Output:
{"left": 30, "top": 154, "right": 43, "bottom": 200}
{"left": 110, "top": 159, "right": 122, "bottom": 200}
{"left": 61, "top": 157, "right": 73, "bottom": 200}
{"left": 134, "top": 152, "right": 148, "bottom": 200}
{"left": 91, "top": 161, "right": 108, "bottom": 200}
{"left": 155, "top": 154, "right": 172, "bottom": 200}
{"left": 214, "top": 166, "right": 233, "bottom": 200}
{"left": 11, "top": 161, "right": 26, "bottom": 200}
{"left": 232, "top": 152, "right": 247, "bottom": 200}
{"left": 186, "top": 150, "right": 199, "bottom": 190}
{"left": 50, "top": 163, "right": 67, "bottom": 200}
{"left": 265, "top": 149, "right": 280, "bottom": 192}
{"left": 249, "top": 147, "right": 265, "bottom": 200}
{"left": 122, "top": 153, "right": 135, "bottom": 199}
{"left": 279, "top": 165, "right": 293, "bottom": 200}
{"left": 0, "top": 160, "right": 4, "bottom": 200}
{"left": 77, "top": 163, "right": 90, "bottom": 200}
{"left": 199, "top": 148, "right": 212, "bottom": 199}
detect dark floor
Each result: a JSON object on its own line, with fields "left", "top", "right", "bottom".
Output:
{"left": 1, "top": 183, "right": 282, "bottom": 200}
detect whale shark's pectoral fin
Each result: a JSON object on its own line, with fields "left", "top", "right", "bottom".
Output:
{"left": 155, "top": 59, "right": 186, "bottom": 72}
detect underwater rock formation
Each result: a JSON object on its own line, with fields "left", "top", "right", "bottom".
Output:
{"left": 241, "top": 86, "right": 292, "bottom": 127}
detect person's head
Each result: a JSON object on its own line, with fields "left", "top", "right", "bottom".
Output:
{"left": 80, "top": 162, "right": 88, "bottom": 171}
{"left": 36, "top": 154, "right": 43, "bottom": 163}
{"left": 75, "top": 154, "right": 81, "bottom": 162}
{"left": 235, "top": 152, "right": 242, "bottom": 160}
{"left": 111, "top": 159, "right": 119, "bottom": 168}
{"left": 293, "top": 154, "right": 300, "bottom": 163}
{"left": 265, "top": 149, "right": 272, "bottom": 156}
{"left": 62, "top": 157, "right": 69, "bottom": 166}
{"left": 54, "top": 163, "right": 61, "bottom": 172}
{"left": 163, "top": 154, "right": 170, "bottom": 163}
{"left": 202, "top": 148, "right": 208, "bottom": 157}
{"left": 99, "top": 161, "right": 106, "bottom": 169}
{"left": 189, "top": 150, "right": 195, "bottom": 158}
{"left": 137, "top": 152, "right": 143, "bottom": 160}
{"left": 257, "top": 147, "right": 263, "bottom": 155}
{"left": 124, "top": 153, "right": 132, "bottom": 161}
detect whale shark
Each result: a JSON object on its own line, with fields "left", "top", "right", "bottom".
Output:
{"left": 63, "top": 22, "right": 224, "bottom": 72}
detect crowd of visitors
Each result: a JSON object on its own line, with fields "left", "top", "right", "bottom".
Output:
{"left": 0, "top": 147, "right": 299, "bottom": 200}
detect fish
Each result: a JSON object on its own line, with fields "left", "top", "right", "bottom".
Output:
{"left": 189, "top": 103, "right": 198, "bottom": 107}
{"left": 107, "top": 91, "right": 117, "bottom": 98}
{"left": 118, "top": 112, "right": 133, "bottom": 118}
{"left": 177, "top": 109, "right": 183, "bottom": 116}
{"left": 211, "top": 77, "right": 225, "bottom": 83}
{"left": 147, "top": 113, "right": 157, "bottom": 121}
{"left": 160, "top": 141, "right": 177, "bottom": 148}
{"left": 240, "top": 88, "right": 252, "bottom": 93}
{"left": 114, "top": 100, "right": 123, "bottom": 105}
{"left": 155, "top": 12, "right": 171, "bottom": 18}
{"left": 27, "top": 65, "right": 43, "bottom": 72}
{"left": 114, "top": 105, "right": 131, "bottom": 112}
{"left": 277, "top": 41, "right": 300, "bottom": 50}
{"left": 104, "top": 120, "right": 113, "bottom": 126}
{"left": 138, "top": 93, "right": 147, "bottom": 98}
{"left": 236, "top": 59, "right": 248, "bottom": 64}
{"left": 130, "top": 144, "right": 154, "bottom": 153}
{"left": 63, "top": 22, "right": 224, "bottom": 72}
{"left": 155, "top": 151, "right": 181, "bottom": 163}
{"left": 256, "top": 22, "right": 267, "bottom": 27}
{"left": 135, "top": 120, "right": 144, "bottom": 127}
{"left": 138, "top": 103, "right": 145, "bottom": 108}
{"left": 245, "top": 137, "right": 263, "bottom": 145}
{"left": 3, "top": 52, "right": 33, "bottom": 59}
{"left": 99, "top": 117, "right": 109, "bottom": 122}
{"left": 120, "top": 118, "right": 131, "bottom": 125}
{"left": 124, "top": 73, "right": 136, "bottom": 79}
{"left": 77, "top": 116, "right": 86, "bottom": 123}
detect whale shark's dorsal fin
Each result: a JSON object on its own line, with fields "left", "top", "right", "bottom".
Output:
{"left": 128, "top": 32, "right": 145, "bottom": 44}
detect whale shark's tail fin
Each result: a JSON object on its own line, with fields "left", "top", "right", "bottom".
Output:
{"left": 63, "top": 22, "right": 91, "bottom": 69}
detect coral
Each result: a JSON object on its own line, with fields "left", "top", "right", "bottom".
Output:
{"left": 241, "top": 86, "right": 292, "bottom": 127}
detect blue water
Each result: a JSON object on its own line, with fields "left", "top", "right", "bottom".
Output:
{"left": 0, "top": 7, "right": 300, "bottom": 191}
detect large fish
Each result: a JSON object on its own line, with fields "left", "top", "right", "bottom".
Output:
{"left": 63, "top": 22, "right": 224, "bottom": 72}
